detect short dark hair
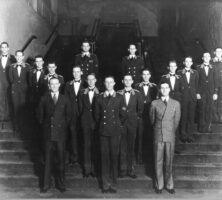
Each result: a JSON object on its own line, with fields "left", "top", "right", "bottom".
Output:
{"left": 104, "top": 76, "right": 115, "bottom": 81}
{"left": 129, "top": 43, "right": 137, "bottom": 48}
{"left": 0, "top": 42, "right": 9, "bottom": 47}
{"left": 47, "top": 61, "right": 57, "bottom": 66}
{"left": 159, "top": 80, "right": 170, "bottom": 89}
{"left": 73, "top": 65, "right": 81, "bottom": 70}
{"left": 184, "top": 56, "right": 193, "bottom": 61}
{"left": 82, "top": 40, "right": 90, "bottom": 46}
{"left": 87, "top": 73, "right": 96, "bottom": 79}
{"left": 123, "top": 74, "right": 133, "bottom": 79}
{"left": 168, "top": 59, "right": 177, "bottom": 65}
{"left": 35, "top": 55, "right": 44, "bottom": 60}
{"left": 15, "top": 50, "right": 24, "bottom": 56}
{"left": 49, "top": 77, "right": 60, "bottom": 84}
{"left": 141, "top": 68, "right": 151, "bottom": 74}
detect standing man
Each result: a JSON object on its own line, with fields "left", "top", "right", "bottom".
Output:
{"left": 95, "top": 76, "right": 123, "bottom": 193}
{"left": 118, "top": 75, "right": 143, "bottom": 178}
{"left": 79, "top": 73, "right": 99, "bottom": 177}
{"left": 178, "top": 57, "right": 199, "bottom": 142}
{"left": 150, "top": 82, "right": 181, "bottom": 194}
{"left": 65, "top": 66, "right": 84, "bottom": 165}
{"left": 29, "top": 55, "right": 46, "bottom": 114}
{"left": 121, "top": 44, "right": 144, "bottom": 84}
{"left": 135, "top": 69, "right": 157, "bottom": 164}
{"left": 196, "top": 52, "right": 218, "bottom": 133}
{"left": 0, "top": 42, "right": 16, "bottom": 124}
{"left": 9, "top": 50, "right": 30, "bottom": 133}
{"left": 212, "top": 48, "right": 222, "bottom": 123}
{"left": 38, "top": 77, "right": 71, "bottom": 193}
{"left": 75, "top": 41, "right": 99, "bottom": 83}
{"left": 44, "top": 62, "right": 64, "bottom": 94}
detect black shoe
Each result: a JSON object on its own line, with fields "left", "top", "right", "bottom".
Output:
{"left": 155, "top": 188, "right": 162, "bottom": 194}
{"left": 40, "top": 188, "right": 49, "bottom": 193}
{"left": 109, "top": 187, "right": 117, "bottom": 193}
{"left": 84, "top": 173, "right": 90, "bottom": 178}
{"left": 180, "top": 138, "right": 187, "bottom": 143}
{"left": 128, "top": 173, "right": 137, "bottom": 179}
{"left": 90, "top": 172, "right": 96, "bottom": 178}
{"left": 102, "top": 188, "right": 110, "bottom": 193}
{"left": 174, "top": 149, "right": 181, "bottom": 154}
{"left": 58, "top": 187, "right": 66, "bottom": 193}
{"left": 119, "top": 171, "right": 127, "bottom": 178}
{"left": 166, "top": 188, "right": 175, "bottom": 194}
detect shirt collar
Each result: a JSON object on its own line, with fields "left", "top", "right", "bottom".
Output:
{"left": 51, "top": 91, "right": 59, "bottom": 97}
{"left": 82, "top": 52, "right": 90, "bottom": 57}
{"left": 161, "top": 96, "right": 169, "bottom": 102}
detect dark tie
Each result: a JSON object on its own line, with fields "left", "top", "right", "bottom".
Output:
{"left": 89, "top": 88, "right": 94, "bottom": 92}
{"left": 52, "top": 94, "right": 57, "bottom": 105}
{"left": 125, "top": 90, "right": 131, "bottom": 94}
{"left": 163, "top": 99, "right": 167, "bottom": 106}
{"left": 74, "top": 80, "right": 81, "bottom": 83}
{"left": 49, "top": 74, "right": 54, "bottom": 78}
{"left": 170, "top": 74, "right": 175, "bottom": 77}
{"left": 185, "top": 70, "right": 190, "bottom": 73}
{"left": 143, "top": 83, "right": 149, "bottom": 86}
{"left": 2, "top": 55, "right": 7, "bottom": 57}
{"left": 36, "top": 69, "right": 42, "bottom": 72}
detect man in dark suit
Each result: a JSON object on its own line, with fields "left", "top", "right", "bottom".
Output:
{"left": 75, "top": 41, "right": 99, "bottom": 82}
{"left": 95, "top": 76, "right": 123, "bottom": 193}
{"left": 38, "top": 77, "right": 71, "bottom": 193}
{"left": 178, "top": 56, "right": 199, "bottom": 142}
{"left": 135, "top": 69, "right": 157, "bottom": 164}
{"left": 212, "top": 48, "right": 222, "bottom": 123}
{"left": 79, "top": 73, "right": 99, "bottom": 177}
{"left": 43, "top": 62, "right": 64, "bottom": 94}
{"left": 65, "top": 66, "right": 84, "bottom": 165}
{"left": 0, "top": 42, "right": 16, "bottom": 123}
{"left": 196, "top": 52, "right": 218, "bottom": 133}
{"left": 8, "top": 50, "right": 31, "bottom": 133}
{"left": 118, "top": 75, "right": 143, "bottom": 178}
{"left": 121, "top": 44, "right": 144, "bottom": 84}
{"left": 150, "top": 82, "right": 181, "bottom": 194}
{"left": 29, "top": 55, "right": 46, "bottom": 114}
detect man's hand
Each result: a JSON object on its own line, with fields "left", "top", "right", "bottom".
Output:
{"left": 197, "top": 94, "right": 201, "bottom": 100}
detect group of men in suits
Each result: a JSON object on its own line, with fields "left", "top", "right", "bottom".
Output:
{"left": 0, "top": 39, "right": 221, "bottom": 194}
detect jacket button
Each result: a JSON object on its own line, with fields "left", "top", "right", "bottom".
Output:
{"left": 104, "top": 122, "right": 106, "bottom": 125}
{"left": 104, "top": 116, "right": 106, "bottom": 118}
{"left": 104, "top": 110, "right": 106, "bottom": 112}
{"left": 51, "top": 125, "right": 53, "bottom": 127}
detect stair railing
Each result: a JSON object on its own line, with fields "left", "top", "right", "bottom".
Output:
{"left": 21, "top": 35, "right": 37, "bottom": 52}
{"left": 44, "top": 22, "right": 59, "bottom": 45}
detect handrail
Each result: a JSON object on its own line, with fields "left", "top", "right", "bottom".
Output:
{"left": 91, "top": 18, "right": 98, "bottom": 38}
{"left": 44, "top": 22, "right": 59, "bottom": 45}
{"left": 21, "top": 35, "right": 37, "bottom": 52}
{"left": 134, "top": 19, "right": 142, "bottom": 40}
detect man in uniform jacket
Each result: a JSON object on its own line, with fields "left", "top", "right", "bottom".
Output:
{"left": 75, "top": 41, "right": 99, "bottom": 83}
{"left": 38, "top": 77, "right": 71, "bottom": 193}
{"left": 212, "top": 48, "right": 222, "bottom": 123}
{"left": 150, "top": 81, "right": 181, "bottom": 194}
{"left": 43, "top": 62, "right": 64, "bottom": 94}
{"left": 196, "top": 52, "right": 218, "bottom": 133}
{"left": 95, "top": 76, "right": 123, "bottom": 193}
{"left": 79, "top": 73, "right": 99, "bottom": 177}
{"left": 65, "top": 66, "right": 84, "bottom": 165}
{"left": 8, "top": 50, "right": 31, "bottom": 133}
{"left": 135, "top": 69, "right": 157, "bottom": 164}
{"left": 121, "top": 44, "right": 144, "bottom": 84}
{"left": 178, "top": 57, "right": 199, "bottom": 142}
{"left": 0, "top": 42, "right": 16, "bottom": 122}
{"left": 118, "top": 75, "right": 143, "bottom": 178}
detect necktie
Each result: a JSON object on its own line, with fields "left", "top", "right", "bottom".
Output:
{"left": 163, "top": 99, "right": 167, "bottom": 106}
{"left": 52, "top": 94, "right": 57, "bottom": 105}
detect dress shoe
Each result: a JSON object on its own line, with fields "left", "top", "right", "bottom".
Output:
{"left": 119, "top": 171, "right": 127, "bottom": 178}
{"left": 207, "top": 129, "right": 213, "bottom": 133}
{"left": 58, "top": 187, "right": 66, "bottom": 193}
{"left": 102, "top": 188, "right": 110, "bottom": 193}
{"left": 165, "top": 188, "right": 175, "bottom": 194}
{"left": 84, "top": 173, "right": 90, "bottom": 178}
{"left": 155, "top": 188, "right": 162, "bottom": 194}
{"left": 90, "top": 172, "right": 96, "bottom": 178}
{"left": 109, "top": 187, "right": 117, "bottom": 193}
{"left": 40, "top": 188, "right": 50, "bottom": 193}
{"left": 128, "top": 173, "right": 137, "bottom": 179}
{"left": 174, "top": 149, "right": 181, "bottom": 154}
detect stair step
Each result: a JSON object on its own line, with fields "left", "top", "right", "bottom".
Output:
{"left": 0, "top": 150, "right": 39, "bottom": 161}
{"left": 176, "top": 143, "right": 222, "bottom": 152}
{"left": 0, "top": 129, "right": 14, "bottom": 139}
{"left": 193, "top": 133, "right": 222, "bottom": 143}
{"left": 0, "top": 174, "right": 222, "bottom": 189}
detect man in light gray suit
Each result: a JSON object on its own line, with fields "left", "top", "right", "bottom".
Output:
{"left": 150, "top": 81, "right": 181, "bottom": 194}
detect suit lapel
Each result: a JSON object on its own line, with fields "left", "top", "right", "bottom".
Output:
{"left": 163, "top": 99, "right": 173, "bottom": 120}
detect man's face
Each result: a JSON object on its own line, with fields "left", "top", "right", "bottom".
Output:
{"left": 87, "top": 75, "right": 96, "bottom": 88}
{"left": 49, "top": 79, "right": 60, "bottom": 93}
{"left": 169, "top": 62, "right": 177, "bottom": 74}
{"left": 160, "top": 83, "right": 170, "bottom": 97}
{"left": 123, "top": 75, "right": 133, "bottom": 87}
{"left": 142, "top": 70, "right": 151, "bottom": 82}
{"left": 1, "top": 44, "right": 9, "bottom": 55}
{"left": 128, "top": 45, "right": 137, "bottom": 55}
{"left": 47, "top": 64, "right": 57, "bottom": 74}
{"left": 105, "top": 77, "right": 115, "bottom": 91}
{"left": 184, "top": 57, "right": 193, "bottom": 69}
{"left": 215, "top": 48, "right": 222, "bottom": 58}
{"left": 202, "top": 53, "right": 211, "bottom": 63}
{"left": 73, "top": 67, "right": 82, "bottom": 80}
{"left": 82, "top": 42, "right": 90, "bottom": 52}
{"left": 35, "top": 57, "right": 44, "bottom": 69}
{"left": 15, "top": 52, "right": 24, "bottom": 63}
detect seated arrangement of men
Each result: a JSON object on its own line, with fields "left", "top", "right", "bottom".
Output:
{"left": 0, "top": 40, "right": 220, "bottom": 194}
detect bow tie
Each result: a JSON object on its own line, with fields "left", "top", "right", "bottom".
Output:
{"left": 2, "top": 55, "right": 7, "bottom": 57}
{"left": 88, "top": 88, "right": 94, "bottom": 92}
{"left": 36, "top": 69, "right": 42, "bottom": 72}
{"left": 204, "top": 64, "right": 209, "bottom": 67}
{"left": 17, "top": 65, "right": 22, "bottom": 68}
{"left": 185, "top": 70, "right": 190, "bottom": 73}
{"left": 143, "top": 83, "right": 149, "bottom": 86}
{"left": 125, "top": 90, "right": 131, "bottom": 94}
{"left": 74, "top": 80, "right": 81, "bottom": 83}
{"left": 49, "top": 74, "right": 55, "bottom": 78}
{"left": 170, "top": 74, "right": 175, "bottom": 77}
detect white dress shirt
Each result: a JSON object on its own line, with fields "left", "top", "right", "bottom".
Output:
{"left": 204, "top": 65, "right": 209, "bottom": 76}
{"left": 17, "top": 65, "right": 22, "bottom": 77}
{"left": 125, "top": 90, "right": 131, "bottom": 106}
{"left": 185, "top": 68, "right": 191, "bottom": 84}
{"left": 105, "top": 90, "right": 114, "bottom": 97}
{"left": 1, "top": 55, "right": 8, "bottom": 69}
{"left": 51, "top": 91, "right": 59, "bottom": 104}
{"left": 169, "top": 74, "right": 176, "bottom": 90}
{"left": 143, "top": 83, "right": 149, "bottom": 96}
{"left": 129, "top": 55, "right": 136, "bottom": 59}
{"left": 88, "top": 88, "right": 94, "bottom": 104}
{"left": 36, "top": 70, "right": 41, "bottom": 82}
{"left": 73, "top": 80, "right": 81, "bottom": 95}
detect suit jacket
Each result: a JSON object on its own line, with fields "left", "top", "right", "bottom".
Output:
{"left": 212, "top": 59, "right": 222, "bottom": 88}
{"left": 38, "top": 93, "right": 71, "bottom": 142}
{"left": 43, "top": 73, "right": 64, "bottom": 94}
{"left": 177, "top": 68, "right": 199, "bottom": 102}
{"left": 74, "top": 53, "right": 99, "bottom": 80}
{"left": 95, "top": 91, "right": 123, "bottom": 136}
{"left": 0, "top": 54, "right": 16, "bottom": 87}
{"left": 150, "top": 98, "right": 181, "bottom": 143}
{"left": 196, "top": 64, "right": 218, "bottom": 95}
{"left": 160, "top": 73, "right": 182, "bottom": 102}
{"left": 8, "top": 62, "right": 31, "bottom": 93}
{"left": 79, "top": 87, "right": 100, "bottom": 129}
{"left": 117, "top": 89, "right": 144, "bottom": 127}
{"left": 64, "top": 79, "right": 84, "bottom": 120}
{"left": 121, "top": 55, "right": 144, "bottom": 83}
{"left": 135, "top": 82, "right": 158, "bottom": 116}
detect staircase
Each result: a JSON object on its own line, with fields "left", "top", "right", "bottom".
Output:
{"left": 0, "top": 122, "right": 222, "bottom": 197}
